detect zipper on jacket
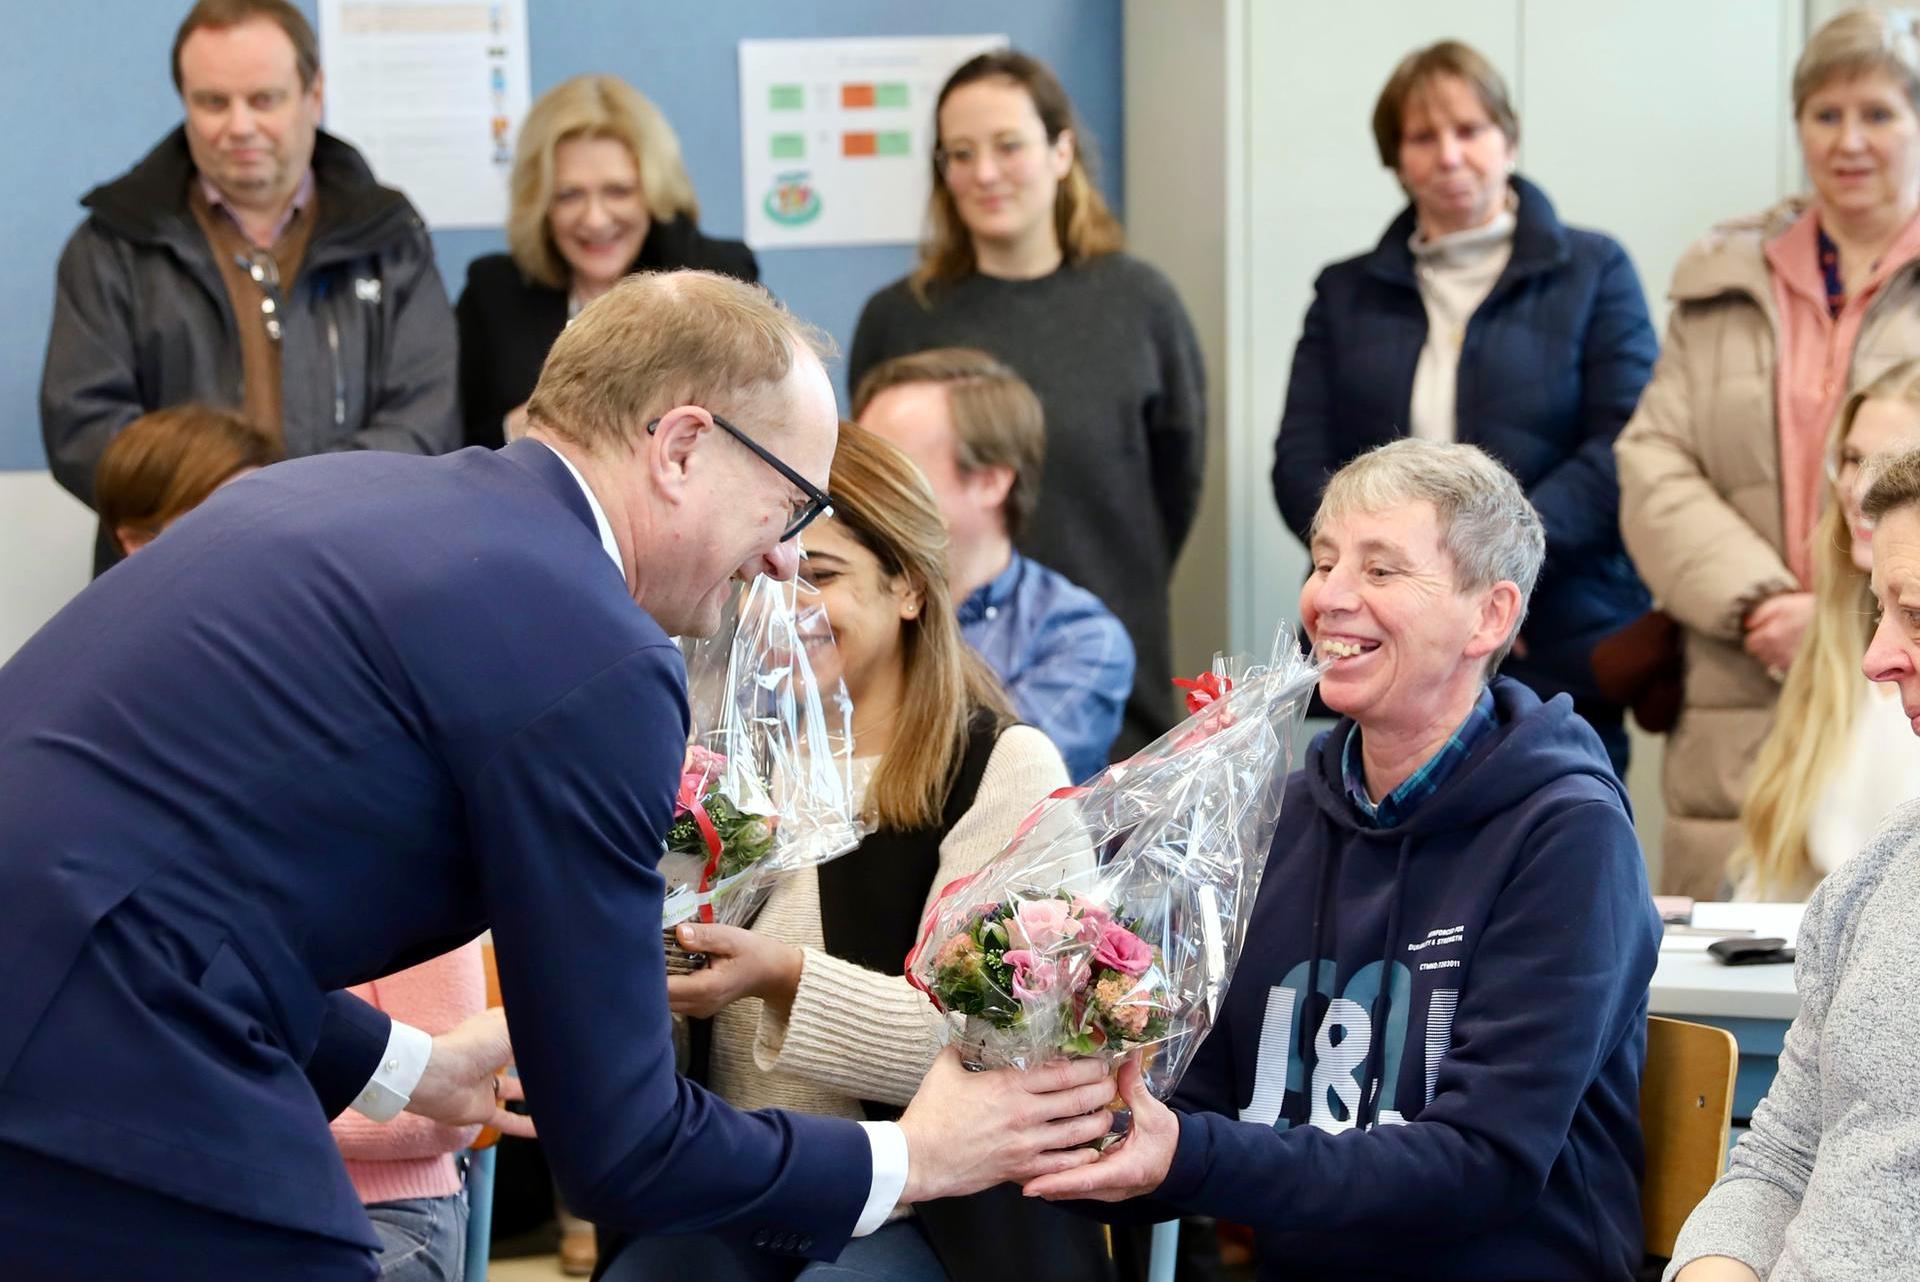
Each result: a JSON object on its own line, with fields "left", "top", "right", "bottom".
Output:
{"left": 326, "top": 313, "right": 346, "bottom": 428}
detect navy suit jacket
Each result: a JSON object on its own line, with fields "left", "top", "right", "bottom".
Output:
{"left": 1272, "top": 176, "right": 1656, "bottom": 704}
{"left": 0, "top": 440, "right": 870, "bottom": 1256}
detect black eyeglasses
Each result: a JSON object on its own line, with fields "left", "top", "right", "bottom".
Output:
{"left": 235, "top": 249, "right": 284, "bottom": 344}
{"left": 646, "top": 410, "right": 834, "bottom": 541}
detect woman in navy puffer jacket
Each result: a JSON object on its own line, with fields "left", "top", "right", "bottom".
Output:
{"left": 1273, "top": 39, "right": 1656, "bottom": 771}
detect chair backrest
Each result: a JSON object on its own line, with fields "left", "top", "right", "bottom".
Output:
{"left": 1639, "top": 1015, "right": 1737, "bottom": 1257}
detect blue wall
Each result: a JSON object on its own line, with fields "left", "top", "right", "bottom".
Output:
{"left": 3, "top": 0, "right": 1122, "bottom": 472}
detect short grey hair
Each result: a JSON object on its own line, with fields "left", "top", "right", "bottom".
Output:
{"left": 1309, "top": 439, "right": 1545, "bottom": 673}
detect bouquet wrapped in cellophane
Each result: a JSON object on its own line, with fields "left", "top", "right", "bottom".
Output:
{"left": 907, "top": 624, "right": 1321, "bottom": 1117}
{"left": 662, "top": 574, "right": 863, "bottom": 973}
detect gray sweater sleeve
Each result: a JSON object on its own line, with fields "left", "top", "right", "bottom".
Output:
{"left": 1661, "top": 885, "right": 1832, "bottom": 1279}
{"left": 1659, "top": 802, "right": 1920, "bottom": 1281}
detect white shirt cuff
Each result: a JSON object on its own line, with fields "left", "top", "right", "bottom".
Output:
{"left": 852, "top": 1121, "right": 909, "bottom": 1236}
{"left": 348, "top": 1019, "right": 433, "bottom": 1122}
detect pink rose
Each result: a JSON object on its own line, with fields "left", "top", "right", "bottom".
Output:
{"left": 1093, "top": 922, "right": 1153, "bottom": 977}
{"left": 1008, "top": 898, "right": 1075, "bottom": 950}
{"left": 1072, "top": 897, "right": 1113, "bottom": 943}
{"left": 1002, "top": 948, "right": 1057, "bottom": 1002}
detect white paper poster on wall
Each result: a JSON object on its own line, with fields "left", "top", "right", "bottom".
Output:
{"left": 317, "top": 0, "right": 530, "bottom": 228}
{"left": 738, "top": 35, "right": 1006, "bottom": 250}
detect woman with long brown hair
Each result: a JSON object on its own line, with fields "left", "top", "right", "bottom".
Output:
{"left": 597, "top": 424, "right": 1110, "bottom": 1281}
{"left": 1731, "top": 358, "right": 1920, "bottom": 899}
{"left": 848, "top": 51, "right": 1204, "bottom": 765}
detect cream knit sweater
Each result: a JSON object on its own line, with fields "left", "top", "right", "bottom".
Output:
{"left": 707, "top": 724, "right": 1069, "bottom": 1116}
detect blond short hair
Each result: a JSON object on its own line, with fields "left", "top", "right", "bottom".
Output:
{"left": 1371, "top": 40, "right": 1520, "bottom": 169}
{"left": 1795, "top": 7, "right": 1920, "bottom": 117}
{"left": 526, "top": 270, "right": 829, "bottom": 453}
{"left": 850, "top": 347, "right": 1046, "bottom": 539}
{"left": 507, "top": 75, "right": 701, "bottom": 290}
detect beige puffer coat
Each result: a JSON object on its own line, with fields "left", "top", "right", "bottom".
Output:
{"left": 1617, "top": 197, "right": 1920, "bottom": 898}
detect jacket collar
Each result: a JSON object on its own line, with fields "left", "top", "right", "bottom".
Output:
{"left": 499, "top": 437, "right": 601, "bottom": 543}
{"left": 1362, "top": 173, "right": 1567, "bottom": 290}
{"left": 81, "top": 126, "right": 417, "bottom": 264}
{"left": 1665, "top": 194, "right": 1811, "bottom": 304}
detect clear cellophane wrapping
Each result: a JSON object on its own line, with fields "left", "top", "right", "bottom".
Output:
{"left": 662, "top": 575, "right": 863, "bottom": 948}
{"left": 908, "top": 625, "right": 1322, "bottom": 1100}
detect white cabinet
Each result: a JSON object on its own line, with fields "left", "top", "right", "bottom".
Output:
{"left": 1130, "top": 0, "right": 1804, "bottom": 658}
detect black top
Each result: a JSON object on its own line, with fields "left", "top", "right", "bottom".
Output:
{"left": 454, "top": 217, "right": 759, "bottom": 448}
{"left": 849, "top": 255, "right": 1207, "bottom": 758}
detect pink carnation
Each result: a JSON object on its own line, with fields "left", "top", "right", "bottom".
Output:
{"left": 1093, "top": 922, "right": 1153, "bottom": 977}
{"left": 1008, "top": 898, "right": 1076, "bottom": 950}
{"left": 935, "top": 933, "right": 979, "bottom": 973}
{"left": 1094, "top": 972, "right": 1152, "bottom": 1038}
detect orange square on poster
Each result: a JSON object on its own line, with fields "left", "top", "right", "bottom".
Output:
{"left": 842, "top": 132, "right": 878, "bottom": 157}
{"left": 841, "top": 83, "right": 876, "bottom": 109}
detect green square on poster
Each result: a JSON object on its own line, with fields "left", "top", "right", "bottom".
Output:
{"left": 875, "top": 82, "right": 910, "bottom": 108}
{"left": 769, "top": 84, "right": 804, "bottom": 111}
{"left": 876, "top": 130, "right": 911, "bottom": 156}
{"left": 770, "top": 133, "right": 806, "bottom": 160}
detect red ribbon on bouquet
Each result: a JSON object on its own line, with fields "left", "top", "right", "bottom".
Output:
{"left": 675, "top": 770, "right": 727, "bottom": 924}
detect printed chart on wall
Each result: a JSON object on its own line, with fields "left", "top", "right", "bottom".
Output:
{"left": 739, "top": 35, "right": 1006, "bottom": 249}
{"left": 317, "top": 0, "right": 531, "bottom": 228}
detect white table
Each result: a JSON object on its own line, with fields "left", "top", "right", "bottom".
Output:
{"left": 1649, "top": 948, "right": 1799, "bottom": 1022}
{"left": 1649, "top": 947, "right": 1799, "bottom": 1121}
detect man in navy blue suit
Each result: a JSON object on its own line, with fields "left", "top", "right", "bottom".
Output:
{"left": 0, "top": 270, "right": 1117, "bottom": 1281}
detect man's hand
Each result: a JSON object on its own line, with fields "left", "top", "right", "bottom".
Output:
{"left": 405, "top": 1007, "right": 535, "bottom": 1138}
{"left": 895, "top": 1048, "right": 1119, "bottom": 1205}
{"left": 666, "top": 923, "right": 803, "bottom": 1020}
{"left": 1025, "top": 1055, "right": 1178, "bottom": 1202}
{"left": 1743, "top": 591, "right": 1814, "bottom": 677}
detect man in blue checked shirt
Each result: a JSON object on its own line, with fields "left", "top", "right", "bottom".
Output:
{"left": 856, "top": 348, "right": 1134, "bottom": 781}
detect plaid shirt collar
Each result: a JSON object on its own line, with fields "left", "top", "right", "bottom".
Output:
{"left": 1342, "top": 686, "right": 1497, "bottom": 828}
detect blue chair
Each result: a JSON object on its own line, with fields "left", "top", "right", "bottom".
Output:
{"left": 465, "top": 1143, "right": 497, "bottom": 1278}
{"left": 1148, "top": 1219, "right": 1178, "bottom": 1282}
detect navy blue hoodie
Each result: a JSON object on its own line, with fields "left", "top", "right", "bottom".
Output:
{"left": 1150, "top": 679, "right": 1660, "bottom": 1280}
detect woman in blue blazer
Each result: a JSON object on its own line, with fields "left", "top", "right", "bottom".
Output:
{"left": 1272, "top": 41, "right": 1655, "bottom": 770}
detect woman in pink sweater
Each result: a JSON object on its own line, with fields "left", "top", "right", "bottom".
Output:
{"left": 331, "top": 942, "right": 486, "bottom": 1281}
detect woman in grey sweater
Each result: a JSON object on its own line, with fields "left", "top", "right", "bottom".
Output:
{"left": 1666, "top": 446, "right": 1920, "bottom": 1280}
{"left": 848, "top": 51, "right": 1205, "bottom": 762}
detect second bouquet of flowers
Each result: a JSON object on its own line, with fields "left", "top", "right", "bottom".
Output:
{"left": 661, "top": 574, "right": 863, "bottom": 971}
{"left": 908, "top": 624, "right": 1321, "bottom": 1106}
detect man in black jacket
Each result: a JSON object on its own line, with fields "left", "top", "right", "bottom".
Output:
{"left": 40, "top": 0, "right": 459, "bottom": 572}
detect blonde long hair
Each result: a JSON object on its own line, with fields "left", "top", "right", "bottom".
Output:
{"left": 1732, "top": 359, "right": 1920, "bottom": 897}
{"left": 910, "top": 51, "right": 1125, "bottom": 301}
{"left": 824, "top": 423, "right": 1013, "bottom": 830}
{"left": 506, "top": 75, "right": 701, "bottom": 289}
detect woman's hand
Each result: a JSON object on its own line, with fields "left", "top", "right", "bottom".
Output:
{"left": 1672, "top": 1257, "right": 1762, "bottom": 1282}
{"left": 665, "top": 923, "right": 803, "bottom": 1019}
{"left": 1023, "top": 1055, "right": 1178, "bottom": 1203}
{"left": 1743, "top": 591, "right": 1814, "bottom": 678}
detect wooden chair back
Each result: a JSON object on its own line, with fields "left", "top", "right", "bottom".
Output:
{"left": 1640, "top": 1015, "right": 1737, "bottom": 1257}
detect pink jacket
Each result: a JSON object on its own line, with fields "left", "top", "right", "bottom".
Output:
{"left": 329, "top": 942, "right": 486, "bottom": 1204}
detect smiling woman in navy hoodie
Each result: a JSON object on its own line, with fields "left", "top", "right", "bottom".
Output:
{"left": 1033, "top": 439, "right": 1663, "bottom": 1282}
